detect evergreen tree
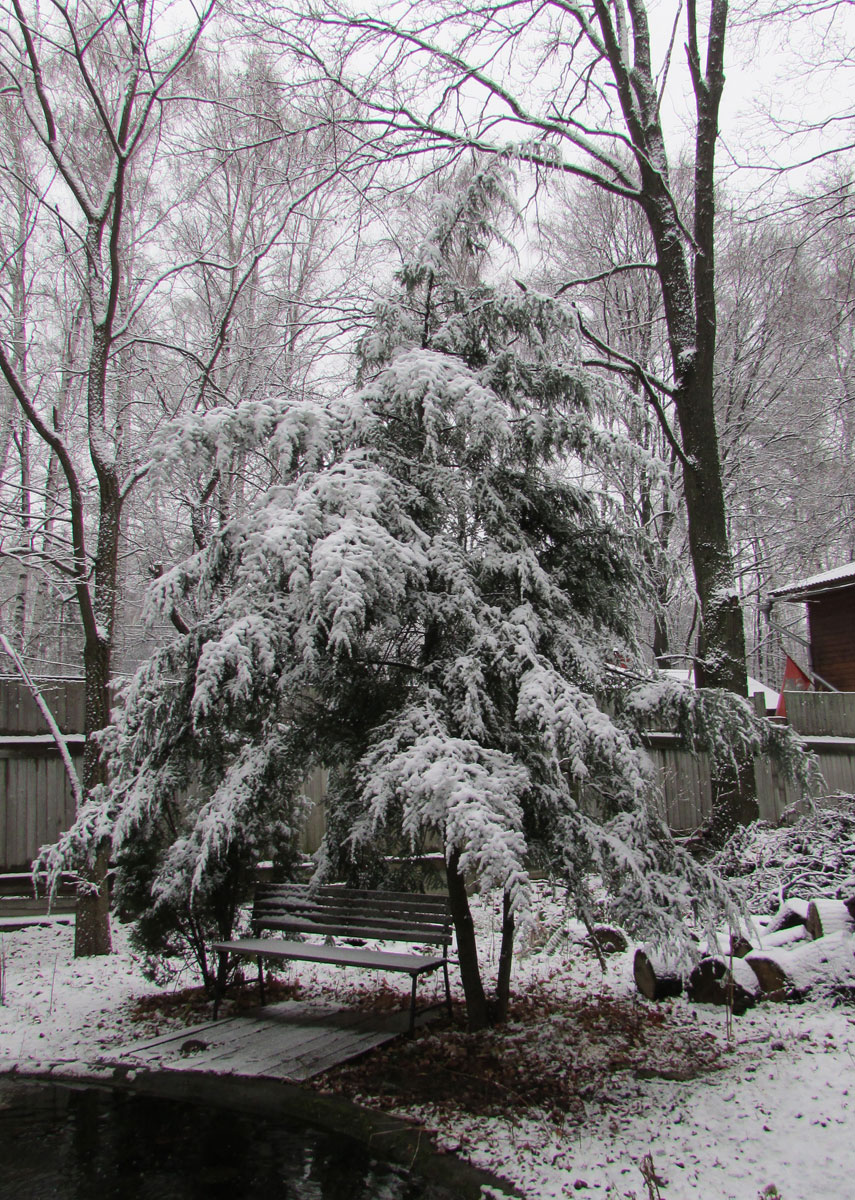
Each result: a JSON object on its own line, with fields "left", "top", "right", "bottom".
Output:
{"left": 52, "top": 167, "right": 809, "bottom": 1027}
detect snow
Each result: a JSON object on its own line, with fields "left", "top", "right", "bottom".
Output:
{"left": 661, "top": 667, "right": 780, "bottom": 710}
{"left": 2, "top": 902, "right": 855, "bottom": 1198}
{"left": 0, "top": 734, "right": 86, "bottom": 746}
{"left": 771, "top": 561, "right": 855, "bottom": 599}
{"left": 427, "top": 1019, "right": 854, "bottom": 1199}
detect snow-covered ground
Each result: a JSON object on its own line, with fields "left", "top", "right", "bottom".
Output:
{"left": 0, "top": 910, "right": 853, "bottom": 1199}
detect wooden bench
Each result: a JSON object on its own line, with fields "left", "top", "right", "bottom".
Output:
{"left": 212, "top": 883, "right": 454, "bottom": 1033}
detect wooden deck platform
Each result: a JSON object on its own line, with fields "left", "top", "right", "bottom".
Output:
{"left": 114, "top": 1000, "right": 426, "bottom": 1082}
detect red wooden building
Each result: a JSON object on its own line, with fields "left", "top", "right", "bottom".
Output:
{"left": 770, "top": 562, "right": 855, "bottom": 692}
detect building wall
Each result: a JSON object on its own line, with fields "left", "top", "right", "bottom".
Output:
{"left": 807, "top": 588, "right": 855, "bottom": 691}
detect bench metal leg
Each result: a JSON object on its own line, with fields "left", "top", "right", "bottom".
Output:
{"left": 442, "top": 959, "right": 452, "bottom": 1019}
{"left": 409, "top": 974, "right": 419, "bottom": 1036}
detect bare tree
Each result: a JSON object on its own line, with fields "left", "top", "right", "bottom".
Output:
{"left": 0, "top": 0, "right": 214, "bottom": 953}
{"left": 537, "top": 180, "right": 685, "bottom": 663}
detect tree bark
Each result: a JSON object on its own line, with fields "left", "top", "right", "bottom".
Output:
{"left": 445, "top": 850, "right": 489, "bottom": 1031}
{"left": 75, "top": 625, "right": 114, "bottom": 956}
{"left": 492, "top": 889, "right": 515, "bottom": 1024}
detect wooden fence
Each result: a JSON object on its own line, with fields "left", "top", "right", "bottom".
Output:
{"left": 0, "top": 676, "right": 85, "bottom": 735}
{"left": 2, "top": 678, "right": 854, "bottom": 867}
{"left": 0, "top": 677, "right": 330, "bottom": 869}
{"left": 647, "top": 692, "right": 855, "bottom": 831}
{"left": 1, "top": 678, "right": 86, "bottom": 871}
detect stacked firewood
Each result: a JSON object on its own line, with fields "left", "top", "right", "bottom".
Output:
{"left": 634, "top": 896, "right": 855, "bottom": 1012}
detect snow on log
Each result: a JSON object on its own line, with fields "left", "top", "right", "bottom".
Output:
{"left": 757, "top": 923, "right": 809, "bottom": 951}
{"left": 633, "top": 949, "right": 683, "bottom": 1001}
{"left": 687, "top": 956, "right": 760, "bottom": 1015}
{"left": 747, "top": 932, "right": 855, "bottom": 1000}
{"left": 764, "top": 899, "right": 810, "bottom": 937}
{"left": 806, "top": 899, "right": 855, "bottom": 940}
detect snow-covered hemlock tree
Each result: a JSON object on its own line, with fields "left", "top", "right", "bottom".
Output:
{"left": 80, "top": 169, "right": 809, "bottom": 1025}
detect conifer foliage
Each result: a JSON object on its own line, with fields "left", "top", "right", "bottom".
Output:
{"left": 62, "top": 168, "right": 796, "bottom": 1026}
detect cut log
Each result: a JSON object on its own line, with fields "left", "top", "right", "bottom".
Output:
{"left": 846, "top": 896, "right": 855, "bottom": 924}
{"left": 745, "top": 953, "right": 790, "bottom": 999}
{"left": 687, "top": 956, "right": 760, "bottom": 1015}
{"left": 747, "top": 931, "right": 855, "bottom": 1001}
{"left": 633, "top": 949, "right": 683, "bottom": 1001}
{"left": 806, "top": 899, "right": 855, "bottom": 940}
{"left": 730, "top": 933, "right": 753, "bottom": 959}
{"left": 757, "top": 923, "right": 809, "bottom": 951}
{"left": 764, "top": 899, "right": 810, "bottom": 937}
{"left": 707, "top": 931, "right": 753, "bottom": 959}
{"left": 588, "top": 924, "right": 629, "bottom": 955}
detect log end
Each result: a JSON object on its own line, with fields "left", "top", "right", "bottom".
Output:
{"left": 633, "top": 948, "right": 683, "bottom": 1001}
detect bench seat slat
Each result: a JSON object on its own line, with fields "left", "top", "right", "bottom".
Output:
{"left": 254, "top": 894, "right": 449, "bottom": 921}
{"left": 255, "top": 915, "right": 452, "bottom": 944}
{"left": 252, "top": 904, "right": 451, "bottom": 933}
{"left": 212, "top": 937, "right": 447, "bottom": 975}
{"left": 253, "top": 895, "right": 450, "bottom": 920}
{"left": 253, "top": 902, "right": 450, "bottom": 930}
{"left": 265, "top": 884, "right": 450, "bottom": 908}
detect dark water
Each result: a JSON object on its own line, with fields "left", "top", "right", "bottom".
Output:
{"left": 0, "top": 1081, "right": 449, "bottom": 1200}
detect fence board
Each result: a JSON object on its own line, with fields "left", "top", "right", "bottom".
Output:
{"left": 787, "top": 692, "right": 855, "bottom": 737}
{"left": 0, "top": 678, "right": 86, "bottom": 736}
{"left": 0, "top": 758, "right": 7, "bottom": 868}
{"left": 811, "top": 749, "right": 855, "bottom": 795}
{"left": 299, "top": 768, "right": 328, "bottom": 854}
{"left": 0, "top": 745, "right": 84, "bottom": 871}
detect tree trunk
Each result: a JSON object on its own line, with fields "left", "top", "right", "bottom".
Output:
{"left": 676, "top": 378, "right": 758, "bottom": 841}
{"left": 492, "top": 889, "right": 515, "bottom": 1024}
{"left": 75, "top": 628, "right": 114, "bottom": 957}
{"left": 445, "top": 850, "right": 488, "bottom": 1032}
{"left": 618, "top": 0, "right": 759, "bottom": 839}
{"left": 74, "top": 839, "right": 112, "bottom": 957}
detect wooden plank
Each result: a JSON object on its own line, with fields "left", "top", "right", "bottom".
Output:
{"left": 0, "top": 757, "right": 7, "bottom": 869}
{"left": 256, "top": 915, "right": 452, "bottom": 944}
{"left": 27, "top": 756, "right": 38, "bottom": 861}
{"left": 163, "top": 1010, "right": 406, "bottom": 1081}
{"left": 264, "top": 883, "right": 450, "bottom": 908}
{"left": 214, "top": 937, "right": 446, "bottom": 974}
{"left": 9, "top": 757, "right": 21, "bottom": 867}
{"left": 254, "top": 892, "right": 450, "bottom": 920}
{"left": 788, "top": 691, "right": 855, "bottom": 738}
{"left": 253, "top": 894, "right": 451, "bottom": 923}
{"left": 121, "top": 1003, "right": 398, "bottom": 1078}
{"left": 254, "top": 897, "right": 450, "bottom": 925}
{"left": 815, "top": 750, "right": 855, "bottom": 794}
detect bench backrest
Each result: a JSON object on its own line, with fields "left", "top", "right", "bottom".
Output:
{"left": 251, "top": 883, "right": 453, "bottom": 947}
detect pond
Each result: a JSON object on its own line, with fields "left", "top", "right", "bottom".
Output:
{"left": 0, "top": 1080, "right": 454, "bottom": 1200}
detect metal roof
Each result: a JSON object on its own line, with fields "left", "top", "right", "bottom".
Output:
{"left": 770, "top": 561, "right": 855, "bottom": 601}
